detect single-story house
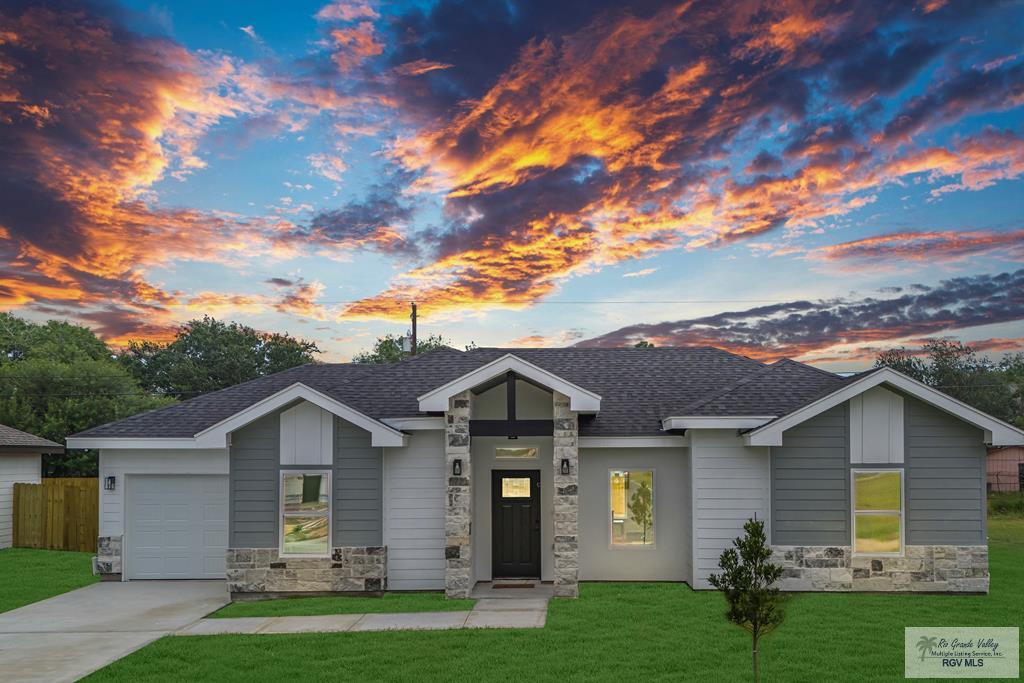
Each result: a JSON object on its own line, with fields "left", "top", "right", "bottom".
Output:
{"left": 1, "top": 423, "right": 63, "bottom": 549}
{"left": 987, "top": 446, "right": 1024, "bottom": 492}
{"left": 66, "top": 347, "right": 1024, "bottom": 597}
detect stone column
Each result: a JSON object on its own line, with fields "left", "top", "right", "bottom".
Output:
{"left": 553, "top": 391, "right": 579, "bottom": 598}
{"left": 444, "top": 390, "right": 473, "bottom": 598}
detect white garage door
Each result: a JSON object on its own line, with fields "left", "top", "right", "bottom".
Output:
{"left": 126, "top": 475, "right": 228, "bottom": 579}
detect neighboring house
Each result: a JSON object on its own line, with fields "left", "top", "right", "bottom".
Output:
{"left": 987, "top": 446, "right": 1024, "bottom": 492}
{"left": 66, "top": 347, "right": 1024, "bottom": 597}
{"left": 0, "top": 424, "right": 63, "bottom": 549}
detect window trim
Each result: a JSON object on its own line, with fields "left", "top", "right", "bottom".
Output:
{"left": 279, "top": 469, "right": 332, "bottom": 558}
{"left": 850, "top": 468, "right": 904, "bottom": 557}
{"left": 608, "top": 467, "right": 657, "bottom": 550}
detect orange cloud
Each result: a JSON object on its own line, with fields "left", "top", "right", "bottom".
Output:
{"left": 808, "top": 228, "right": 1024, "bottom": 264}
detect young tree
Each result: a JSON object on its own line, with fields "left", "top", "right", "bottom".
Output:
{"left": 119, "top": 316, "right": 320, "bottom": 398}
{"left": 627, "top": 479, "right": 653, "bottom": 544}
{"left": 351, "top": 333, "right": 456, "bottom": 364}
{"left": 708, "top": 518, "right": 785, "bottom": 683}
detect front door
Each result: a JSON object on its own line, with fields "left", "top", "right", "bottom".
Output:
{"left": 491, "top": 470, "right": 541, "bottom": 578}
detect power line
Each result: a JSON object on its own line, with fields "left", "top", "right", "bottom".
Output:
{"left": 315, "top": 298, "right": 791, "bottom": 305}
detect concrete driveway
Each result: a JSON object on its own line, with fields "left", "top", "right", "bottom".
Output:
{"left": 0, "top": 580, "right": 227, "bottom": 682}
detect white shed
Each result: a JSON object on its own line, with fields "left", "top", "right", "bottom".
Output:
{"left": 0, "top": 424, "right": 63, "bottom": 548}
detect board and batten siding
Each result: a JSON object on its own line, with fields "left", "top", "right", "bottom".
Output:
{"left": 229, "top": 404, "right": 383, "bottom": 549}
{"left": 769, "top": 393, "right": 987, "bottom": 548}
{"left": 383, "top": 430, "right": 446, "bottom": 590}
{"left": 770, "top": 404, "right": 850, "bottom": 546}
{"left": 905, "top": 396, "right": 986, "bottom": 545}
{"left": 0, "top": 454, "right": 41, "bottom": 548}
{"left": 690, "top": 430, "right": 770, "bottom": 589}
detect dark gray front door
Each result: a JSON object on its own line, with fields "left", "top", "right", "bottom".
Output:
{"left": 491, "top": 470, "right": 541, "bottom": 578}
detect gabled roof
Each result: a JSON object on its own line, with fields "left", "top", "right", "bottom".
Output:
{"left": 69, "top": 346, "right": 768, "bottom": 440}
{"left": 0, "top": 423, "right": 63, "bottom": 451}
{"left": 745, "top": 367, "right": 1024, "bottom": 447}
{"left": 417, "top": 353, "right": 602, "bottom": 412}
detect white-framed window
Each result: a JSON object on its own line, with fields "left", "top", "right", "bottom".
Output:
{"left": 851, "top": 469, "right": 903, "bottom": 556}
{"left": 280, "top": 470, "right": 331, "bottom": 557}
{"left": 609, "top": 469, "right": 655, "bottom": 547}
{"left": 495, "top": 446, "right": 538, "bottom": 459}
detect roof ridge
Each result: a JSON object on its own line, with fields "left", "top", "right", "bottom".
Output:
{"left": 672, "top": 363, "right": 779, "bottom": 415}
{"left": 774, "top": 357, "right": 839, "bottom": 379}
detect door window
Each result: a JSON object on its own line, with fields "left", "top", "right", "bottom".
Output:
{"left": 501, "top": 477, "right": 532, "bottom": 498}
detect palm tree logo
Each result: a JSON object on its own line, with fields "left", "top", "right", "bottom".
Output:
{"left": 917, "top": 636, "right": 938, "bottom": 661}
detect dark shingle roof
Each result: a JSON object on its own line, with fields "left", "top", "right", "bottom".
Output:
{"left": 73, "top": 347, "right": 845, "bottom": 439}
{"left": 0, "top": 423, "right": 63, "bottom": 451}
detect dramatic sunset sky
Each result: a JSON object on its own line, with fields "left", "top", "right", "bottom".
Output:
{"left": 1, "top": 0, "right": 1022, "bottom": 368}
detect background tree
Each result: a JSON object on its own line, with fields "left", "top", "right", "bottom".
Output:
{"left": 627, "top": 479, "right": 653, "bottom": 544}
{"left": 876, "top": 340, "right": 1018, "bottom": 425}
{"left": 352, "top": 333, "right": 458, "bottom": 364}
{"left": 708, "top": 518, "right": 785, "bottom": 683}
{"left": 119, "top": 316, "right": 319, "bottom": 398}
{"left": 0, "top": 313, "right": 172, "bottom": 476}
{"left": 633, "top": 340, "right": 655, "bottom": 348}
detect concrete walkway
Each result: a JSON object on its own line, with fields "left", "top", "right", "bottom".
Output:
{"left": 0, "top": 580, "right": 228, "bottom": 683}
{"left": 178, "top": 597, "right": 549, "bottom": 636}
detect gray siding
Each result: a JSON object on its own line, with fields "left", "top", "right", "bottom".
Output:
{"left": 905, "top": 396, "right": 986, "bottom": 545}
{"left": 229, "top": 406, "right": 383, "bottom": 548}
{"left": 229, "top": 413, "right": 279, "bottom": 548}
{"left": 771, "top": 404, "right": 849, "bottom": 546}
{"left": 770, "top": 395, "right": 987, "bottom": 547}
{"left": 334, "top": 418, "right": 383, "bottom": 546}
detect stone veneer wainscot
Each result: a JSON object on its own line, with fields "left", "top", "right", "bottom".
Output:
{"left": 226, "top": 546, "right": 387, "bottom": 595}
{"left": 773, "top": 545, "right": 989, "bottom": 592}
{"left": 444, "top": 391, "right": 473, "bottom": 598}
{"left": 552, "top": 391, "right": 579, "bottom": 597}
{"left": 96, "top": 535, "right": 122, "bottom": 579}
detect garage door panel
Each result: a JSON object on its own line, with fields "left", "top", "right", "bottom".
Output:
{"left": 126, "top": 475, "right": 228, "bottom": 580}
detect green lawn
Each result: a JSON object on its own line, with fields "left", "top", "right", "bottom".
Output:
{"left": 89, "top": 518, "right": 1024, "bottom": 682}
{"left": 210, "top": 592, "right": 475, "bottom": 618}
{"left": 0, "top": 548, "right": 98, "bottom": 613}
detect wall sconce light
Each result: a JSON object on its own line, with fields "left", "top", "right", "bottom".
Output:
{"left": 103, "top": 475, "right": 116, "bottom": 491}
{"left": 452, "top": 459, "right": 463, "bottom": 476}
{"left": 560, "top": 459, "right": 570, "bottom": 475}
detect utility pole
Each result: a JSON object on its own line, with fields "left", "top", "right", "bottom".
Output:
{"left": 410, "top": 302, "right": 418, "bottom": 356}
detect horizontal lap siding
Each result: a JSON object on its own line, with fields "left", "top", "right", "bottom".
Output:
{"left": 229, "top": 414, "right": 279, "bottom": 547}
{"left": 229, "top": 407, "right": 383, "bottom": 549}
{"left": 905, "top": 398, "right": 985, "bottom": 545}
{"left": 335, "top": 421, "right": 382, "bottom": 546}
{"left": 771, "top": 405, "right": 849, "bottom": 546}
{"left": 692, "top": 432, "right": 769, "bottom": 588}
{"left": 383, "top": 431, "right": 445, "bottom": 590}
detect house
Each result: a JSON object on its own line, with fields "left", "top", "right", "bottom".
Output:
{"left": 987, "top": 446, "right": 1024, "bottom": 492}
{"left": 66, "top": 347, "right": 1024, "bottom": 597}
{"left": 1, "top": 423, "right": 63, "bottom": 549}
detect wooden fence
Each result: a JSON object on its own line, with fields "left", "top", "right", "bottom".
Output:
{"left": 13, "top": 478, "right": 98, "bottom": 552}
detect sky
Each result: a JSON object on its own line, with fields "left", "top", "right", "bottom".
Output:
{"left": 1, "top": 0, "right": 1023, "bottom": 369}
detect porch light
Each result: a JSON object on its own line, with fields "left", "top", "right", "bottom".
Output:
{"left": 103, "top": 475, "right": 116, "bottom": 491}
{"left": 560, "top": 458, "right": 571, "bottom": 475}
{"left": 452, "top": 459, "right": 463, "bottom": 476}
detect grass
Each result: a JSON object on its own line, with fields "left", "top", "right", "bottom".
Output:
{"left": 0, "top": 547, "right": 98, "bottom": 613}
{"left": 989, "top": 492, "right": 1024, "bottom": 516}
{"left": 89, "top": 518, "right": 1024, "bottom": 682}
{"left": 210, "top": 592, "right": 475, "bottom": 618}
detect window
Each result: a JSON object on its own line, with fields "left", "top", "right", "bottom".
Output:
{"left": 852, "top": 470, "right": 903, "bottom": 555}
{"left": 495, "top": 447, "right": 538, "bottom": 459}
{"left": 280, "top": 471, "right": 330, "bottom": 556}
{"left": 610, "top": 470, "right": 654, "bottom": 546}
{"left": 501, "top": 477, "right": 532, "bottom": 498}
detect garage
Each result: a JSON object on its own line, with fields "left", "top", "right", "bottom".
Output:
{"left": 125, "top": 475, "right": 228, "bottom": 579}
